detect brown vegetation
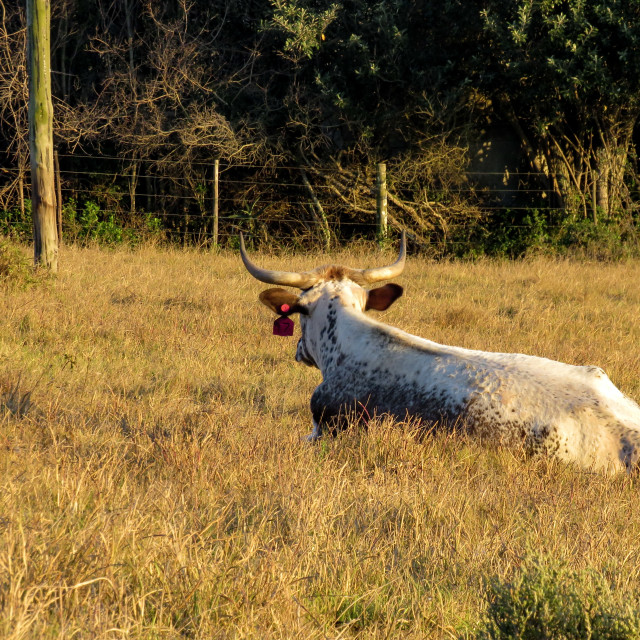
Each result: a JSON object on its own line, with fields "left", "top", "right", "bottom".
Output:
{"left": 2, "top": 244, "right": 640, "bottom": 637}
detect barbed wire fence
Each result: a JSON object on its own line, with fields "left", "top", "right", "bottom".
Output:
{"left": 0, "top": 153, "right": 578, "bottom": 253}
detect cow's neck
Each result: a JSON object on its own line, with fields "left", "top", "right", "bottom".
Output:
{"left": 311, "top": 305, "right": 399, "bottom": 375}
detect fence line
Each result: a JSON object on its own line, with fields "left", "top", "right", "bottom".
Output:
{"left": 54, "top": 194, "right": 564, "bottom": 212}
{"left": 47, "top": 152, "right": 551, "bottom": 178}
{"left": 5, "top": 166, "right": 559, "bottom": 185}
{"left": 6, "top": 168, "right": 556, "bottom": 195}
{"left": 1, "top": 154, "right": 602, "bottom": 250}
{"left": 53, "top": 187, "right": 557, "bottom": 201}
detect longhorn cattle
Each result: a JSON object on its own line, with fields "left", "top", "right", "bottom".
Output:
{"left": 240, "top": 233, "right": 640, "bottom": 474}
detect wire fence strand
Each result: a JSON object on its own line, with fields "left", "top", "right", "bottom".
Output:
{"left": 2, "top": 154, "right": 611, "bottom": 250}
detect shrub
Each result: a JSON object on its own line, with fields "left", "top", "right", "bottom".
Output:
{"left": 0, "top": 239, "right": 34, "bottom": 286}
{"left": 0, "top": 201, "right": 32, "bottom": 241}
{"left": 454, "top": 211, "right": 640, "bottom": 260}
{"left": 556, "top": 216, "right": 640, "bottom": 260}
{"left": 474, "top": 556, "right": 640, "bottom": 640}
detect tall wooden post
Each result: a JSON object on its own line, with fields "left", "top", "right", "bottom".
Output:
{"left": 212, "top": 159, "right": 219, "bottom": 246}
{"left": 18, "top": 172, "right": 25, "bottom": 216}
{"left": 376, "top": 162, "right": 388, "bottom": 242}
{"left": 129, "top": 160, "right": 137, "bottom": 215}
{"left": 27, "top": 0, "right": 58, "bottom": 272}
{"left": 54, "top": 150, "right": 62, "bottom": 243}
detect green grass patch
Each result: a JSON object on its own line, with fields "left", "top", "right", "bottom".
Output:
{"left": 475, "top": 555, "right": 640, "bottom": 639}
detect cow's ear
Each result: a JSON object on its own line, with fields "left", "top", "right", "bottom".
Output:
{"left": 259, "top": 288, "right": 306, "bottom": 315}
{"left": 365, "top": 283, "right": 403, "bottom": 311}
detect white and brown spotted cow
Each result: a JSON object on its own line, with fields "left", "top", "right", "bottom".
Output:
{"left": 241, "top": 233, "right": 640, "bottom": 473}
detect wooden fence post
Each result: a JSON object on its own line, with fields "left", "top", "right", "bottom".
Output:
{"left": 54, "top": 150, "right": 62, "bottom": 243}
{"left": 19, "top": 172, "right": 25, "bottom": 216}
{"left": 129, "top": 159, "right": 137, "bottom": 216}
{"left": 376, "top": 162, "right": 388, "bottom": 242}
{"left": 212, "top": 158, "right": 219, "bottom": 246}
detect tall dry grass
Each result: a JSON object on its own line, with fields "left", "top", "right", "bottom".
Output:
{"left": 2, "top": 243, "right": 640, "bottom": 638}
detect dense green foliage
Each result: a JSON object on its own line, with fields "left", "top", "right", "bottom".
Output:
{"left": 479, "top": 0, "right": 640, "bottom": 218}
{"left": 0, "top": 199, "right": 163, "bottom": 247}
{"left": 1, "top": 0, "right": 640, "bottom": 250}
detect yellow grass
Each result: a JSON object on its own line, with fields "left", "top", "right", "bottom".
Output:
{"left": 2, "top": 243, "right": 640, "bottom": 638}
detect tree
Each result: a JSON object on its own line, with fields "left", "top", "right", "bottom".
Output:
{"left": 0, "top": 2, "right": 29, "bottom": 213}
{"left": 27, "top": 0, "right": 57, "bottom": 271}
{"left": 262, "top": 0, "right": 485, "bottom": 242}
{"left": 479, "top": 0, "right": 640, "bottom": 220}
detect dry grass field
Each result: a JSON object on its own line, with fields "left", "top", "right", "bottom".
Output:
{"left": 2, "top": 242, "right": 640, "bottom": 638}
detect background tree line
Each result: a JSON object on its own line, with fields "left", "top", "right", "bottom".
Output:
{"left": 2, "top": 0, "right": 640, "bottom": 255}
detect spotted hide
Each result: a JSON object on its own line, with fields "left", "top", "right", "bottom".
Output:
{"left": 241, "top": 233, "right": 640, "bottom": 474}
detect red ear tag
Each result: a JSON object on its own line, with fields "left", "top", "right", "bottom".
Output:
{"left": 273, "top": 316, "right": 294, "bottom": 336}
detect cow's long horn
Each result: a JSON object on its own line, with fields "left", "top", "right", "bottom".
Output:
{"left": 240, "top": 233, "right": 320, "bottom": 289}
{"left": 359, "top": 231, "right": 406, "bottom": 283}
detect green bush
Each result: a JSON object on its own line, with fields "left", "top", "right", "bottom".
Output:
{"left": 487, "top": 209, "right": 550, "bottom": 258}
{"left": 79, "top": 199, "right": 100, "bottom": 237}
{"left": 474, "top": 556, "right": 640, "bottom": 640}
{"left": 0, "top": 240, "right": 34, "bottom": 286}
{"left": 0, "top": 201, "right": 32, "bottom": 241}
{"left": 452, "top": 210, "right": 640, "bottom": 260}
{"left": 555, "top": 217, "right": 640, "bottom": 260}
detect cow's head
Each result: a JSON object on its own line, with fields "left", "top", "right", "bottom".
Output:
{"left": 241, "top": 233, "right": 406, "bottom": 368}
